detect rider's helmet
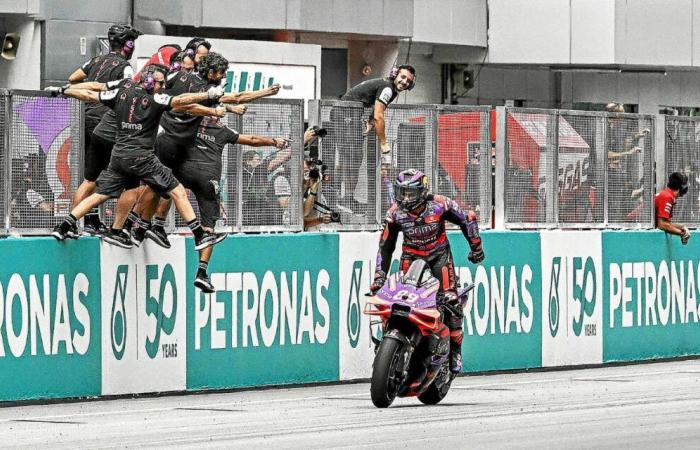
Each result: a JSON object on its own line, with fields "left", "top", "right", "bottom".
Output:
{"left": 394, "top": 168, "right": 429, "bottom": 211}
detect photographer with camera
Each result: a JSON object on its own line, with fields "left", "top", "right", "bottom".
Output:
{"left": 303, "top": 157, "right": 341, "bottom": 230}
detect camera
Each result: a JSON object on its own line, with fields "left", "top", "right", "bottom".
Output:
{"left": 313, "top": 199, "right": 341, "bottom": 224}
{"left": 311, "top": 125, "right": 327, "bottom": 138}
{"left": 307, "top": 158, "right": 327, "bottom": 180}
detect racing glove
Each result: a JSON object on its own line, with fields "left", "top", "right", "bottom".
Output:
{"left": 466, "top": 219, "right": 485, "bottom": 264}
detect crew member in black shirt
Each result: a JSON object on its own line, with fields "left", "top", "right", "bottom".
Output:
{"left": 49, "top": 64, "right": 227, "bottom": 251}
{"left": 178, "top": 115, "right": 290, "bottom": 292}
{"left": 327, "top": 65, "right": 415, "bottom": 213}
{"left": 138, "top": 51, "right": 280, "bottom": 248}
{"left": 68, "top": 24, "right": 141, "bottom": 236}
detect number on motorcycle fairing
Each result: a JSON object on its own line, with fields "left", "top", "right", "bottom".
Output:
{"left": 392, "top": 290, "right": 419, "bottom": 302}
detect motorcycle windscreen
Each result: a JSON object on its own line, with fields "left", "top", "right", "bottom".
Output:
{"left": 402, "top": 259, "right": 430, "bottom": 287}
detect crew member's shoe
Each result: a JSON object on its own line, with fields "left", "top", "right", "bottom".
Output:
{"left": 194, "top": 273, "right": 216, "bottom": 293}
{"left": 83, "top": 220, "right": 109, "bottom": 236}
{"left": 101, "top": 230, "right": 134, "bottom": 249}
{"left": 194, "top": 232, "right": 227, "bottom": 251}
{"left": 145, "top": 226, "right": 171, "bottom": 249}
{"left": 51, "top": 224, "right": 68, "bottom": 241}
{"left": 130, "top": 226, "right": 147, "bottom": 247}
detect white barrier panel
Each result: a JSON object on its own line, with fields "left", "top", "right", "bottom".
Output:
{"left": 338, "top": 232, "right": 381, "bottom": 381}
{"left": 100, "top": 237, "right": 187, "bottom": 395}
{"left": 540, "top": 231, "right": 603, "bottom": 367}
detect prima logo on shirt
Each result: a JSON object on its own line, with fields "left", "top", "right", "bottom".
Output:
{"left": 121, "top": 122, "right": 143, "bottom": 131}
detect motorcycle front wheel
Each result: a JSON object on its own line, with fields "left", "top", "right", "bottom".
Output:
{"left": 370, "top": 337, "right": 406, "bottom": 408}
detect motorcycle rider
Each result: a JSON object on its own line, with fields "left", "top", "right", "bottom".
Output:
{"left": 369, "top": 169, "right": 485, "bottom": 374}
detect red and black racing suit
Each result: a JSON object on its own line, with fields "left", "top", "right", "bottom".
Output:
{"left": 373, "top": 194, "right": 483, "bottom": 358}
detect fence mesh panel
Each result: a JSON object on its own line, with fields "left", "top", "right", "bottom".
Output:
{"left": 505, "top": 110, "right": 556, "bottom": 226}
{"left": 0, "top": 90, "right": 6, "bottom": 233}
{"left": 557, "top": 114, "right": 605, "bottom": 225}
{"left": 436, "top": 106, "right": 492, "bottom": 228}
{"left": 605, "top": 115, "right": 654, "bottom": 227}
{"left": 236, "top": 99, "right": 303, "bottom": 232}
{"left": 663, "top": 116, "right": 700, "bottom": 226}
{"left": 380, "top": 105, "right": 436, "bottom": 218}
{"left": 8, "top": 91, "right": 83, "bottom": 233}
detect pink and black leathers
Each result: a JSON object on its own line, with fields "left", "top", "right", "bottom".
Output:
{"left": 371, "top": 194, "right": 484, "bottom": 373}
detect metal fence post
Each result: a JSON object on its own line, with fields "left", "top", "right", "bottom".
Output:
{"left": 2, "top": 90, "right": 10, "bottom": 234}
{"left": 655, "top": 113, "right": 665, "bottom": 193}
{"left": 494, "top": 106, "right": 506, "bottom": 230}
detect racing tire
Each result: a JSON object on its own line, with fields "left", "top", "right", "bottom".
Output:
{"left": 418, "top": 367, "right": 453, "bottom": 405}
{"left": 370, "top": 337, "right": 406, "bottom": 408}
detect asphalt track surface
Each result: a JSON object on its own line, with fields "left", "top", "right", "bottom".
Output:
{"left": 2, "top": 360, "right": 700, "bottom": 448}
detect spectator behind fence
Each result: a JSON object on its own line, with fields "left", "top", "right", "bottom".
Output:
{"left": 241, "top": 147, "right": 291, "bottom": 226}
{"left": 10, "top": 153, "right": 54, "bottom": 228}
{"left": 302, "top": 158, "right": 332, "bottom": 230}
{"left": 605, "top": 102, "right": 649, "bottom": 221}
{"left": 655, "top": 172, "right": 691, "bottom": 245}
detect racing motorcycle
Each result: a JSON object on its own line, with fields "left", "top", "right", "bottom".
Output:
{"left": 364, "top": 259, "right": 473, "bottom": 408}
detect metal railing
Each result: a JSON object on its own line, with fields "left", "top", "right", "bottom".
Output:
{"left": 3, "top": 90, "right": 83, "bottom": 235}
{"left": 308, "top": 100, "right": 493, "bottom": 231}
{"left": 169, "top": 98, "right": 305, "bottom": 233}
{"left": 662, "top": 115, "right": 700, "bottom": 228}
{"left": 497, "top": 107, "right": 655, "bottom": 229}
{"left": 1, "top": 91, "right": 688, "bottom": 235}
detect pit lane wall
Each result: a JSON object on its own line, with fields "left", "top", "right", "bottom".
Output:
{"left": 0, "top": 230, "right": 698, "bottom": 401}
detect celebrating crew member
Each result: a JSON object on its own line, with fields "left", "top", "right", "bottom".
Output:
{"left": 48, "top": 64, "right": 228, "bottom": 252}
{"left": 67, "top": 23, "right": 141, "bottom": 236}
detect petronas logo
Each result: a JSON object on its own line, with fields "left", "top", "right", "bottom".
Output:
{"left": 548, "top": 257, "right": 561, "bottom": 338}
{"left": 111, "top": 265, "right": 129, "bottom": 360}
{"left": 347, "top": 261, "right": 363, "bottom": 349}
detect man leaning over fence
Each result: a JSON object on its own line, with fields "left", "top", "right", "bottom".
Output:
{"left": 326, "top": 65, "right": 416, "bottom": 215}
{"left": 655, "top": 172, "right": 691, "bottom": 245}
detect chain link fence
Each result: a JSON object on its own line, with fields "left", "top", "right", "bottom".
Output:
{"left": 436, "top": 106, "right": 493, "bottom": 228}
{"left": 308, "top": 101, "right": 493, "bottom": 231}
{"left": 663, "top": 115, "right": 700, "bottom": 227}
{"left": 0, "top": 93, "right": 683, "bottom": 234}
{"left": 168, "top": 98, "right": 305, "bottom": 233}
{"left": 5, "top": 90, "right": 83, "bottom": 234}
{"left": 500, "top": 107, "right": 654, "bottom": 229}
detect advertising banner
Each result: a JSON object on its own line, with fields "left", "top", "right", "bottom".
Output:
{"left": 338, "top": 232, "right": 388, "bottom": 381}
{"left": 0, "top": 238, "right": 101, "bottom": 400}
{"left": 451, "top": 231, "right": 542, "bottom": 372}
{"left": 540, "top": 231, "right": 603, "bottom": 367}
{"left": 603, "top": 231, "right": 700, "bottom": 362}
{"left": 100, "top": 238, "right": 188, "bottom": 395}
{"left": 187, "top": 234, "right": 339, "bottom": 389}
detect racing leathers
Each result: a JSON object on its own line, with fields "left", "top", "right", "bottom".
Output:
{"left": 371, "top": 194, "right": 484, "bottom": 372}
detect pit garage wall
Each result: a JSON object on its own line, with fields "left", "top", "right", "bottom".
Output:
{"left": 0, "top": 230, "right": 698, "bottom": 401}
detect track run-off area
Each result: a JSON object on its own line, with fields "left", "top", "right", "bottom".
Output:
{"left": 1, "top": 359, "right": 700, "bottom": 448}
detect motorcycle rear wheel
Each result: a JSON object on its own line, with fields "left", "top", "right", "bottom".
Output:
{"left": 370, "top": 337, "right": 406, "bottom": 408}
{"left": 418, "top": 366, "right": 453, "bottom": 405}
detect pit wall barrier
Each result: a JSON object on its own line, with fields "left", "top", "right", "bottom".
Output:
{"left": 0, "top": 230, "right": 698, "bottom": 401}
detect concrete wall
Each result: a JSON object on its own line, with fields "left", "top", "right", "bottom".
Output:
{"left": 412, "top": 0, "right": 486, "bottom": 46}
{"left": 488, "top": 0, "right": 700, "bottom": 67}
{"left": 38, "top": 0, "right": 130, "bottom": 86}
{"left": 0, "top": 16, "right": 41, "bottom": 89}
{"left": 0, "top": 0, "right": 40, "bottom": 15}
{"left": 134, "top": 0, "right": 413, "bottom": 37}
{"left": 458, "top": 65, "right": 700, "bottom": 114}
